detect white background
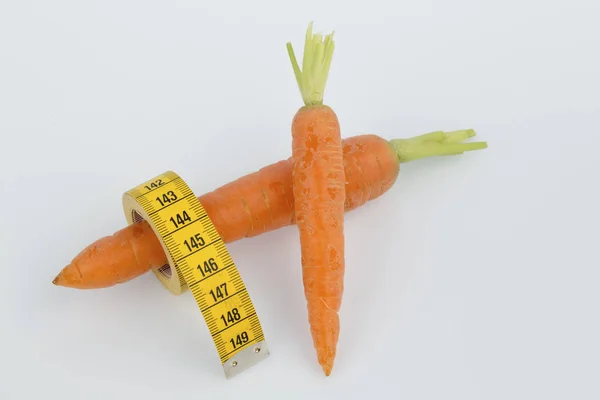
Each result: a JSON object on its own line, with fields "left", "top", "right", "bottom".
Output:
{"left": 1, "top": 1, "right": 599, "bottom": 399}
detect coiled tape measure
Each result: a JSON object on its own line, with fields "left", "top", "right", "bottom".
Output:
{"left": 122, "top": 171, "right": 269, "bottom": 379}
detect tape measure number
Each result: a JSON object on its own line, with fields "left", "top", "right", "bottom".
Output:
{"left": 122, "top": 171, "right": 269, "bottom": 378}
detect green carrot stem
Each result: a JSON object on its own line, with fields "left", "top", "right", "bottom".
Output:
{"left": 286, "top": 22, "right": 335, "bottom": 106}
{"left": 411, "top": 129, "right": 476, "bottom": 143}
{"left": 390, "top": 129, "right": 487, "bottom": 163}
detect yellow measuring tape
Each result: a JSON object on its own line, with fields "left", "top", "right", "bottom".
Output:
{"left": 122, "top": 171, "right": 269, "bottom": 378}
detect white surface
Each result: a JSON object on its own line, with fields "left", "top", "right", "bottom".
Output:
{"left": 1, "top": 1, "right": 599, "bottom": 399}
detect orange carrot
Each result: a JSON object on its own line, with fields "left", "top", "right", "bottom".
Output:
{"left": 286, "top": 22, "right": 345, "bottom": 376}
{"left": 53, "top": 131, "right": 486, "bottom": 290}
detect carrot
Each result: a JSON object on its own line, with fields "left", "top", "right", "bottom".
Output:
{"left": 53, "top": 130, "right": 486, "bottom": 289}
{"left": 284, "top": 22, "right": 346, "bottom": 376}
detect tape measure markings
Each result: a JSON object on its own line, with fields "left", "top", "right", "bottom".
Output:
{"left": 174, "top": 239, "right": 220, "bottom": 262}
{"left": 162, "top": 215, "right": 208, "bottom": 238}
{"left": 123, "top": 171, "right": 269, "bottom": 378}
{"left": 146, "top": 193, "right": 196, "bottom": 216}
{"left": 133, "top": 175, "right": 181, "bottom": 198}
{"left": 188, "top": 262, "right": 235, "bottom": 288}
{"left": 212, "top": 311, "right": 256, "bottom": 336}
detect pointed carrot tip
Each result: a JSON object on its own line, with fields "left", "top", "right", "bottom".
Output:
{"left": 50, "top": 263, "right": 86, "bottom": 289}
{"left": 320, "top": 361, "right": 334, "bottom": 376}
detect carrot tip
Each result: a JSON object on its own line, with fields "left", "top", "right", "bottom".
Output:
{"left": 320, "top": 360, "right": 334, "bottom": 376}
{"left": 51, "top": 264, "right": 84, "bottom": 288}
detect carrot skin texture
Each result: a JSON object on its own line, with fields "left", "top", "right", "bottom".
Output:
{"left": 53, "top": 134, "right": 399, "bottom": 289}
{"left": 343, "top": 135, "right": 399, "bottom": 211}
{"left": 291, "top": 105, "right": 346, "bottom": 375}
{"left": 201, "top": 159, "right": 297, "bottom": 242}
{"left": 53, "top": 222, "right": 166, "bottom": 289}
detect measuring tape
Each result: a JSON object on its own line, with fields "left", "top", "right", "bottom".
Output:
{"left": 122, "top": 171, "right": 269, "bottom": 378}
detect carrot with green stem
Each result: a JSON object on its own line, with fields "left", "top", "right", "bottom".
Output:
{"left": 53, "top": 130, "right": 486, "bottom": 290}
{"left": 286, "top": 22, "right": 345, "bottom": 376}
